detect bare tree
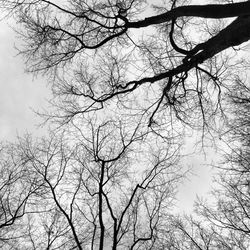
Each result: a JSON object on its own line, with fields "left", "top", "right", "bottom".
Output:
{"left": 0, "top": 0, "right": 249, "bottom": 133}
{"left": 195, "top": 79, "right": 250, "bottom": 248}
{"left": 0, "top": 119, "right": 184, "bottom": 250}
{"left": 157, "top": 214, "right": 250, "bottom": 249}
{"left": 0, "top": 141, "right": 44, "bottom": 249}
{"left": 163, "top": 79, "right": 250, "bottom": 250}
{"left": 1, "top": 0, "right": 250, "bottom": 249}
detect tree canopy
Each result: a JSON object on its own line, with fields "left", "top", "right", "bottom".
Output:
{"left": 0, "top": 0, "right": 250, "bottom": 249}
{"left": 1, "top": 0, "right": 249, "bottom": 130}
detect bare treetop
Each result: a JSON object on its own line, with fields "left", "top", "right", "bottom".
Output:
{"left": 1, "top": 1, "right": 250, "bottom": 249}
{"left": 1, "top": 0, "right": 249, "bottom": 133}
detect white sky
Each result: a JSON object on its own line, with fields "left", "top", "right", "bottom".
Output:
{"left": 0, "top": 20, "right": 49, "bottom": 141}
{"left": 176, "top": 144, "right": 218, "bottom": 214}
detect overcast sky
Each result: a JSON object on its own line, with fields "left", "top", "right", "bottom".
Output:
{"left": 0, "top": 17, "right": 218, "bottom": 214}
{"left": 0, "top": 19, "right": 49, "bottom": 141}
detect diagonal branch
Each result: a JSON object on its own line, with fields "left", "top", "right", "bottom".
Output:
{"left": 128, "top": 1, "right": 250, "bottom": 28}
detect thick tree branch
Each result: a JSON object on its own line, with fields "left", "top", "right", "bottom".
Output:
{"left": 128, "top": 1, "right": 250, "bottom": 28}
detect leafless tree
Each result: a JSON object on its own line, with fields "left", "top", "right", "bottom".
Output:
{"left": 0, "top": 119, "right": 184, "bottom": 249}
{"left": 195, "top": 79, "right": 250, "bottom": 249}
{"left": 1, "top": 0, "right": 250, "bottom": 249}
{"left": 163, "top": 79, "right": 250, "bottom": 250}
{"left": 157, "top": 214, "right": 250, "bottom": 249}
{"left": 0, "top": 141, "right": 44, "bottom": 249}
{"left": 0, "top": 0, "right": 249, "bottom": 133}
